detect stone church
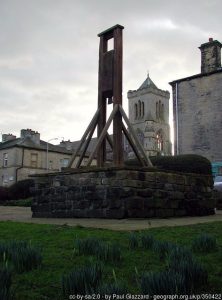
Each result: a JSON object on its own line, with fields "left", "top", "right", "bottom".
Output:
{"left": 169, "top": 38, "right": 222, "bottom": 173}
{"left": 127, "top": 74, "right": 171, "bottom": 157}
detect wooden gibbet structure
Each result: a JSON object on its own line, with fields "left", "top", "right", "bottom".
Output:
{"left": 68, "top": 25, "right": 152, "bottom": 169}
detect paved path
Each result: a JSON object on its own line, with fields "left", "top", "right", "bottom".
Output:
{"left": 0, "top": 206, "right": 222, "bottom": 231}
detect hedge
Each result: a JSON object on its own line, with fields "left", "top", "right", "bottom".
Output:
{"left": 0, "top": 179, "right": 34, "bottom": 202}
{"left": 125, "top": 154, "right": 212, "bottom": 175}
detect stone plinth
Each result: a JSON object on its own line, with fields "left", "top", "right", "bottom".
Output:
{"left": 31, "top": 167, "right": 215, "bottom": 219}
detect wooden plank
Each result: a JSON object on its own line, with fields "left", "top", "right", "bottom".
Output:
{"left": 87, "top": 104, "right": 118, "bottom": 166}
{"left": 97, "top": 35, "right": 107, "bottom": 167}
{"left": 67, "top": 108, "right": 100, "bottom": 168}
{"left": 75, "top": 117, "right": 98, "bottom": 168}
{"left": 122, "top": 123, "right": 146, "bottom": 167}
{"left": 106, "top": 132, "right": 113, "bottom": 149}
{"left": 113, "top": 27, "right": 124, "bottom": 166}
{"left": 119, "top": 105, "right": 153, "bottom": 167}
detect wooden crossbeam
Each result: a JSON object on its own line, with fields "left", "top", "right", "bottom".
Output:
{"left": 67, "top": 108, "right": 100, "bottom": 168}
{"left": 122, "top": 122, "right": 146, "bottom": 167}
{"left": 119, "top": 105, "right": 153, "bottom": 167}
{"left": 106, "top": 133, "right": 113, "bottom": 149}
{"left": 75, "top": 117, "right": 98, "bottom": 168}
{"left": 86, "top": 104, "right": 118, "bottom": 166}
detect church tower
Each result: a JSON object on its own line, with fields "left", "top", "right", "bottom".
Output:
{"left": 127, "top": 74, "right": 171, "bottom": 157}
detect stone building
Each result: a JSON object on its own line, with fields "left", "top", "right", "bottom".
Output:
{"left": 169, "top": 38, "right": 222, "bottom": 173}
{"left": 127, "top": 74, "right": 171, "bottom": 157}
{"left": 0, "top": 129, "right": 94, "bottom": 187}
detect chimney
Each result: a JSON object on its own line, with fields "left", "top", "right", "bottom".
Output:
{"left": 2, "top": 134, "right": 17, "bottom": 142}
{"left": 59, "top": 140, "right": 73, "bottom": 150}
{"left": 20, "top": 129, "right": 40, "bottom": 145}
{"left": 199, "top": 38, "right": 222, "bottom": 73}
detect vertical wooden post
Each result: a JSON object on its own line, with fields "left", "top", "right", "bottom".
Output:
{"left": 97, "top": 35, "right": 107, "bottom": 167}
{"left": 97, "top": 24, "right": 124, "bottom": 167}
{"left": 113, "top": 27, "right": 123, "bottom": 166}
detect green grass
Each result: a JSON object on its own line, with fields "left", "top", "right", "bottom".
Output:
{"left": 0, "top": 221, "right": 222, "bottom": 299}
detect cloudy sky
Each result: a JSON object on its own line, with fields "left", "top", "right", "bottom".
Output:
{"left": 0, "top": 0, "right": 221, "bottom": 143}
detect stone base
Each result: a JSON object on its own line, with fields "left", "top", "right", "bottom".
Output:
{"left": 31, "top": 167, "right": 215, "bottom": 219}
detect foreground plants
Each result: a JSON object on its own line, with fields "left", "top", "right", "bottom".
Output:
{"left": 0, "top": 263, "right": 13, "bottom": 300}
{"left": 0, "top": 221, "right": 221, "bottom": 299}
{"left": 0, "top": 240, "right": 42, "bottom": 273}
{"left": 192, "top": 233, "right": 217, "bottom": 252}
{"left": 62, "top": 262, "right": 103, "bottom": 296}
{"left": 74, "top": 237, "right": 122, "bottom": 262}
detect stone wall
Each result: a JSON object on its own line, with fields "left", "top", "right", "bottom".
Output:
{"left": 31, "top": 167, "right": 215, "bottom": 219}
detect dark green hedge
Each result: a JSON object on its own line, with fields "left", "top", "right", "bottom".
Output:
{"left": 125, "top": 154, "right": 212, "bottom": 175}
{"left": 0, "top": 179, "right": 34, "bottom": 202}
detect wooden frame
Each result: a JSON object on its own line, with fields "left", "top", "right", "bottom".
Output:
{"left": 67, "top": 25, "right": 153, "bottom": 169}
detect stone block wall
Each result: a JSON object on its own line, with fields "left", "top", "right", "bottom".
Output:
{"left": 31, "top": 167, "right": 215, "bottom": 219}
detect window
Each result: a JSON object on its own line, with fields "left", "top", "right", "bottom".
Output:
{"left": 3, "top": 153, "right": 8, "bottom": 167}
{"left": 138, "top": 100, "right": 141, "bottom": 117}
{"left": 2, "top": 174, "right": 8, "bottom": 186}
{"left": 49, "top": 160, "right": 53, "bottom": 170}
{"left": 135, "top": 100, "right": 144, "bottom": 119}
{"left": 156, "top": 101, "right": 164, "bottom": 121}
{"left": 156, "top": 132, "right": 163, "bottom": 152}
{"left": 142, "top": 102, "right": 144, "bottom": 118}
{"left": 31, "top": 153, "right": 38, "bottom": 168}
{"left": 161, "top": 103, "right": 164, "bottom": 121}
{"left": 135, "top": 103, "right": 138, "bottom": 119}
{"left": 60, "top": 158, "right": 69, "bottom": 169}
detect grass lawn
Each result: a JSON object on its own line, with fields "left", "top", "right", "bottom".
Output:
{"left": 0, "top": 221, "right": 222, "bottom": 299}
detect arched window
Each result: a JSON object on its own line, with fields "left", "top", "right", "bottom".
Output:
{"left": 138, "top": 100, "right": 141, "bottom": 118}
{"left": 156, "top": 131, "right": 163, "bottom": 152}
{"left": 161, "top": 103, "right": 164, "bottom": 121}
{"left": 142, "top": 102, "right": 144, "bottom": 118}
{"left": 135, "top": 103, "right": 138, "bottom": 119}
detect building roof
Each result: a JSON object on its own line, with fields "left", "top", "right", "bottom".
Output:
{"left": 169, "top": 68, "right": 222, "bottom": 85}
{"left": 0, "top": 136, "right": 72, "bottom": 155}
{"left": 138, "top": 73, "right": 158, "bottom": 90}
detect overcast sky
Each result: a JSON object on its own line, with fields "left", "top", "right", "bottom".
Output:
{"left": 0, "top": 0, "right": 221, "bottom": 143}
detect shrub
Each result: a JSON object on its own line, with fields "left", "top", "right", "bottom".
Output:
{"left": 75, "top": 237, "right": 102, "bottom": 256}
{"left": 62, "top": 263, "right": 102, "bottom": 296}
{"left": 141, "top": 233, "right": 155, "bottom": 250}
{"left": 128, "top": 232, "right": 139, "bottom": 249}
{"left": 125, "top": 154, "right": 212, "bottom": 175}
{"left": 0, "top": 240, "right": 42, "bottom": 273}
{"left": 9, "top": 179, "right": 34, "bottom": 200}
{"left": 169, "top": 256, "right": 208, "bottom": 293}
{"left": 0, "top": 264, "right": 13, "bottom": 300}
{"left": 192, "top": 233, "right": 217, "bottom": 252}
{"left": 74, "top": 237, "right": 122, "bottom": 262}
{"left": 105, "top": 243, "right": 121, "bottom": 262}
{"left": 167, "top": 245, "right": 208, "bottom": 293}
{"left": 140, "top": 271, "right": 186, "bottom": 295}
{"left": 166, "top": 245, "right": 193, "bottom": 267}
{"left": 150, "top": 154, "right": 212, "bottom": 175}
{"left": 0, "top": 187, "right": 11, "bottom": 202}
{"left": 152, "top": 240, "right": 175, "bottom": 260}
{"left": 10, "top": 244, "right": 42, "bottom": 273}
